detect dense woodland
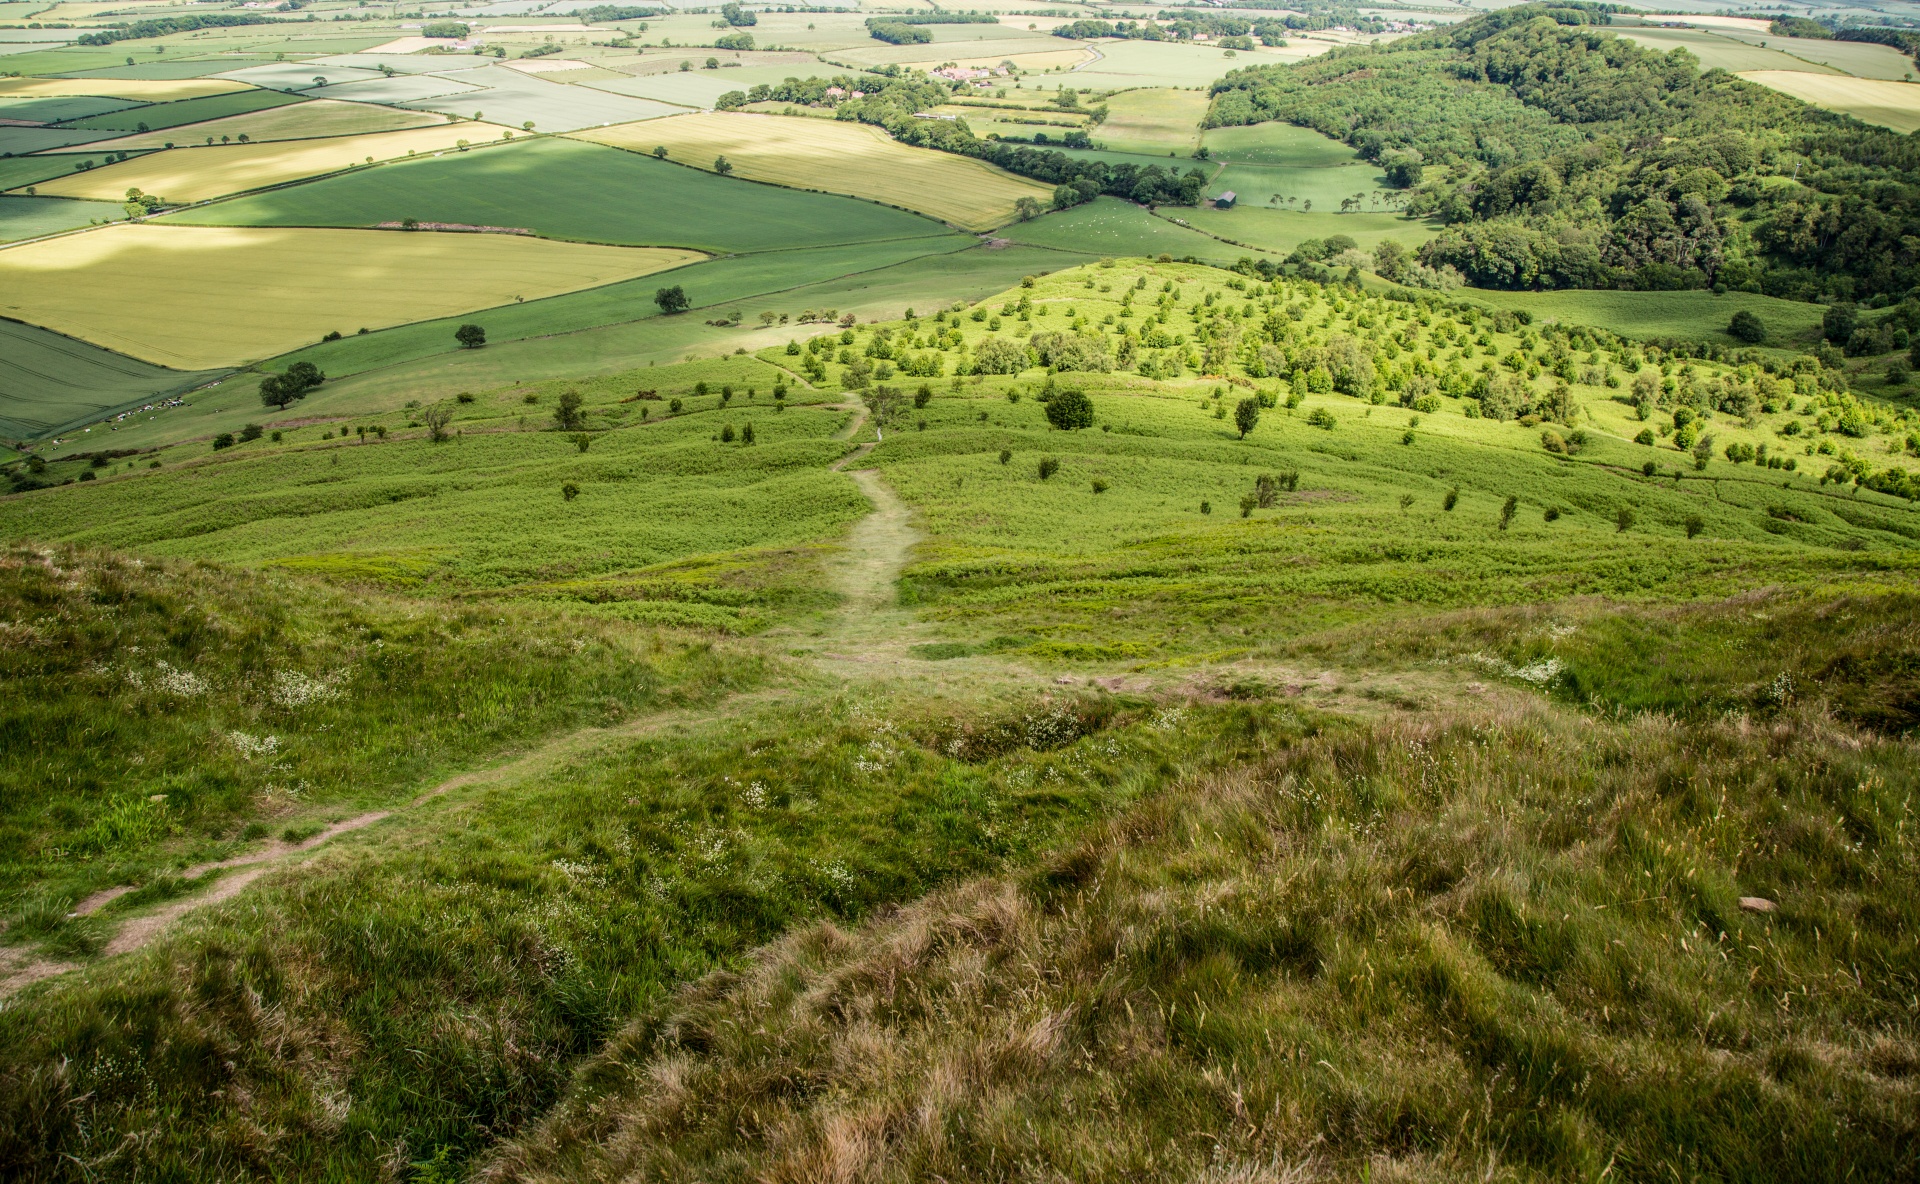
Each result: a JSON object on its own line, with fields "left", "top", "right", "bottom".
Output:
{"left": 1207, "top": 3, "right": 1920, "bottom": 301}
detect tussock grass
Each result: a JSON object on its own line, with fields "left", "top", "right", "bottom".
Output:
{"left": 487, "top": 698, "right": 1920, "bottom": 1183}
{"left": 0, "top": 543, "right": 757, "bottom": 927}
{"left": 0, "top": 684, "right": 1272, "bottom": 1180}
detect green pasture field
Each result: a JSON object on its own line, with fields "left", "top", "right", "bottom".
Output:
{"left": 170, "top": 136, "right": 947, "bottom": 254}
{"left": 0, "top": 194, "right": 125, "bottom": 243}
{"left": 1450, "top": 286, "right": 1829, "bottom": 351}
{"left": 1001, "top": 196, "right": 1240, "bottom": 261}
{"left": 1200, "top": 120, "right": 1361, "bottom": 167}
{"left": 1093, "top": 87, "right": 1208, "bottom": 155}
{"left": 1178, "top": 206, "right": 1438, "bottom": 258}
{"left": 0, "top": 317, "right": 227, "bottom": 441}
{"left": 1208, "top": 158, "right": 1393, "bottom": 212}
{"left": 65, "top": 86, "right": 305, "bottom": 132}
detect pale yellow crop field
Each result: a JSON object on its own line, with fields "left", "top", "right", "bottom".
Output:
{"left": 574, "top": 111, "right": 1054, "bottom": 231}
{"left": 82, "top": 100, "right": 446, "bottom": 152}
{"left": 32, "top": 123, "right": 513, "bottom": 203}
{"left": 0, "top": 225, "right": 703, "bottom": 368}
{"left": 0, "top": 77, "right": 252, "bottom": 102}
{"left": 1736, "top": 70, "right": 1920, "bottom": 133}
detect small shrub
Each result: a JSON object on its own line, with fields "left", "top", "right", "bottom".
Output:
{"left": 1306, "top": 407, "right": 1336, "bottom": 430}
{"left": 1443, "top": 487, "right": 1458, "bottom": 511}
{"left": 561, "top": 482, "right": 580, "bottom": 501}
{"left": 1685, "top": 514, "right": 1705, "bottom": 538}
{"left": 1037, "top": 457, "right": 1059, "bottom": 480}
{"left": 1090, "top": 478, "right": 1108, "bottom": 494}
{"left": 1616, "top": 506, "right": 1635, "bottom": 532}
{"left": 1498, "top": 495, "right": 1518, "bottom": 530}
{"left": 999, "top": 449, "right": 1012, "bottom": 465}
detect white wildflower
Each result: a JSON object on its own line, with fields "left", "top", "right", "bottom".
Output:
{"left": 228, "top": 731, "right": 280, "bottom": 759}
{"left": 270, "top": 669, "right": 341, "bottom": 709}
{"left": 152, "top": 660, "right": 208, "bottom": 696}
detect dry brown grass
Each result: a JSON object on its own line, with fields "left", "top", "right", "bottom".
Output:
{"left": 487, "top": 700, "right": 1920, "bottom": 1183}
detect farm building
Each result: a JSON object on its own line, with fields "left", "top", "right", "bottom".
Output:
{"left": 1214, "top": 190, "right": 1236, "bottom": 208}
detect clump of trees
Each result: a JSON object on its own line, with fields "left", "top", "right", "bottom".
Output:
{"left": 259, "top": 361, "right": 324, "bottom": 409}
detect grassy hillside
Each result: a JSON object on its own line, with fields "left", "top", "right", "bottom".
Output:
{"left": 2, "top": 257, "right": 1916, "bottom": 1183}
{"left": 489, "top": 641, "right": 1920, "bottom": 1183}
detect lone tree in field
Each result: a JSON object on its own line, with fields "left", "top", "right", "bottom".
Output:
{"left": 1728, "top": 309, "right": 1767, "bottom": 344}
{"left": 553, "top": 390, "right": 586, "bottom": 432}
{"left": 652, "top": 145, "right": 668, "bottom": 159}
{"left": 1234, "top": 396, "right": 1259, "bottom": 438}
{"left": 422, "top": 403, "right": 455, "bottom": 443}
{"left": 863, "top": 384, "right": 906, "bottom": 429}
{"left": 1043, "top": 387, "right": 1093, "bottom": 431}
{"left": 455, "top": 323, "right": 486, "bottom": 349}
{"left": 713, "top": 155, "right": 733, "bottom": 175}
{"left": 259, "top": 360, "right": 324, "bottom": 409}
{"left": 655, "top": 285, "right": 690, "bottom": 314}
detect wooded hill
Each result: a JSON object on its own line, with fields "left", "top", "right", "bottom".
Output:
{"left": 1206, "top": 3, "right": 1920, "bottom": 302}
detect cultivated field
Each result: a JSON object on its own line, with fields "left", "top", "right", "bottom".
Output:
{"left": 31, "top": 122, "right": 516, "bottom": 203}
{"left": 83, "top": 98, "right": 444, "bottom": 151}
{"left": 0, "top": 224, "right": 702, "bottom": 368}
{"left": 0, "top": 76, "right": 254, "bottom": 101}
{"left": 576, "top": 111, "right": 1056, "bottom": 231}
{"left": 1736, "top": 70, "right": 1920, "bottom": 133}
{"left": 173, "top": 136, "right": 952, "bottom": 253}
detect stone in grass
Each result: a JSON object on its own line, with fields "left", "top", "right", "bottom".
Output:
{"left": 1739, "top": 896, "right": 1777, "bottom": 913}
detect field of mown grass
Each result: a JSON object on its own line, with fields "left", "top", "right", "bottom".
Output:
{"left": 1092, "top": 86, "right": 1210, "bottom": 155}
{"left": 1736, "top": 70, "right": 1920, "bottom": 134}
{"left": 31, "top": 121, "right": 515, "bottom": 203}
{"left": 0, "top": 224, "right": 703, "bottom": 368}
{"left": 576, "top": 111, "right": 1057, "bottom": 232}
{"left": 168, "top": 135, "right": 950, "bottom": 253}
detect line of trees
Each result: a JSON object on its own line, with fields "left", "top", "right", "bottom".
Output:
{"left": 720, "top": 74, "right": 1206, "bottom": 208}
{"left": 1205, "top": 2, "right": 1920, "bottom": 300}
{"left": 76, "top": 13, "right": 283, "bottom": 45}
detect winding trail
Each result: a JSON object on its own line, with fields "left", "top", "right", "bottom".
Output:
{"left": 0, "top": 400, "right": 919, "bottom": 999}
